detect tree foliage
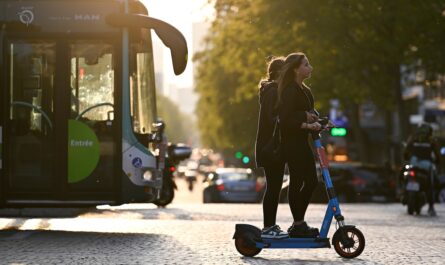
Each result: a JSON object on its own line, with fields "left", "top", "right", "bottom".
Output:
{"left": 195, "top": 0, "right": 445, "bottom": 157}
{"left": 157, "top": 94, "right": 198, "bottom": 145}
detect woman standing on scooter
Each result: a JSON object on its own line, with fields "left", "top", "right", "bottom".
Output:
{"left": 255, "top": 56, "right": 289, "bottom": 239}
{"left": 276, "top": 52, "right": 321, "bottom": 238}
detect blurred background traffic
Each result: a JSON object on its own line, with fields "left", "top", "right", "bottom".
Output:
{"left": 164, "top": 147, "right": 432, "bottom": 206}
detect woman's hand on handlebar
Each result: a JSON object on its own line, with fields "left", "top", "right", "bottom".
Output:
{"left": 302, "top": 122, "right": 322, "bottom": 131}
{"left": 306, "top": 111, "right": 318, "bottom": 123}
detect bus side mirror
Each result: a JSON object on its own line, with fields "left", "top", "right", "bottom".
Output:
{"left": 148, "top": 120, "right": 165, "bottom": 143}
{"left": 106, "top": 13, "right": 188, "bottom": 75}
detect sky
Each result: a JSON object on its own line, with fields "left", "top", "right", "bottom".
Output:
{"left": 140, "top": 0, "right": 214, "bottom": 88}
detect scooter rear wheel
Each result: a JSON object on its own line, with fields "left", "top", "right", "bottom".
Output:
{"left": 333, "top": 226, "right": 365, "bottom": 259}
{"left": 234, "top": 233, "right": 262, "bottom": 257}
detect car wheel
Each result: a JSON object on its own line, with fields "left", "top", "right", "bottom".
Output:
{"left": 203, "top": 190, "right": 212, "bottom": 203}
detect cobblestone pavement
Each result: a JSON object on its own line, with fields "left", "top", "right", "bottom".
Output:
{"left": 1, "top": 176, "right": 445, "bottom": 265}
{"left": 0, "top": 201, "right": 444, "bottom": 265}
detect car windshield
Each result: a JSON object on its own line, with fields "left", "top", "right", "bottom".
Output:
{"left": 220, "top": 173, "right": 254, "bottom": 181}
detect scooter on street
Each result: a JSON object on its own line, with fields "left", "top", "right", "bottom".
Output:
{"left": 400, "top": 158, "right": 435, "bottom": 215}
{"left": 154, "top": 144, "right": 192, "bottom": 207}
{"left": 233, "top": 117, "right": 365, "bottom": 259}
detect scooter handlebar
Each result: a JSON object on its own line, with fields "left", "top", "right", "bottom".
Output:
{"left": 317, "top": 117, "right": 336, "bottom": 130}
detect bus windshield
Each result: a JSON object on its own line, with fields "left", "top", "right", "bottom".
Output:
{"left": 70, "top": 42, "right": 114, "bottom": 121}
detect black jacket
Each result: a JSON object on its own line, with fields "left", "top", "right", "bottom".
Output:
{"left": 279, "top": 82, "right": 314, "bottom": 157}
{"left": 404, "top": 139, "right": 440, "bottom": 165}
{"left": 255, "top": 80, "right": 279, "bottom": 167}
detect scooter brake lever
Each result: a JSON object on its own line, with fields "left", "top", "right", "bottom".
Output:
{"left": 318, "top": 117, "right": 330, "bottom": 126}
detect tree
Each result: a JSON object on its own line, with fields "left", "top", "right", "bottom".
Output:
{"left": 195, "top": 0, "right": 445, "bottom": 162}
{"left": 157, "top": 94, "right": 198, "bottom": 145}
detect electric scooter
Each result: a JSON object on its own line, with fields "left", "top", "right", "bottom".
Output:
{"left": 233, "top": 118, "right": 365, "bottom": 259}
{"left": 400, "top": 158, "right": 435, "bottom": 215}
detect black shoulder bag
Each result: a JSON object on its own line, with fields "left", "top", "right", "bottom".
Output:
{"left": 260, "top": 116, "right": 282, "bottom": 165}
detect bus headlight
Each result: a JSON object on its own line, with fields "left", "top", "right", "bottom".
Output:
{"left": 143, "top": 170, "right": 153, "bottom": 181}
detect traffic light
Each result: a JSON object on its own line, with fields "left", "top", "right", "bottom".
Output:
{"left": 235, "top": 151, "right": 243, "bottom": 159}
{"left": 242, "top": 156, "right": 250, "bottom": 164}
{"left": 331, "top": 127, "right": 347, "bottom": 137}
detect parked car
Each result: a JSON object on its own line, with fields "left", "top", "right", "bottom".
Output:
{"left": 203, "top": 168, "right": 265, "bottom": 203}
{"left": 279, "top": 162, "right": 397, "bottom": 203}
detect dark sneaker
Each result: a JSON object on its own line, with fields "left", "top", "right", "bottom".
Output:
{"left": 261, "top": 225, "right": 288, "bottom": 239}
{"left": 288, "top": 221, "right": 320, "bottom": 238}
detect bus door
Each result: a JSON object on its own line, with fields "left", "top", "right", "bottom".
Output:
{"left": 67, "top": 41, "right": 117, "bottom": 200}
{"left": 3, "top": 38, "right": 117, "bottom": 204}
{"left": 5, "top": 40, "right": 56, "bottom": 202}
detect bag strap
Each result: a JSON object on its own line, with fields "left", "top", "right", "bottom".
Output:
{"left": 272, "top": 116, "right": 280, "bottom": 137}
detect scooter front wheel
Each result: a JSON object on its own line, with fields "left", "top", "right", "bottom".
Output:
{"left": 332, "top": 226, "right": 365, "bottom": 259}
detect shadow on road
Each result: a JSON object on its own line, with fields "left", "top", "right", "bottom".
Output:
{"left": 0, "top": 207, "right": 94, "bottom": 218}
{"left": 85, "top": 205, "right": 235, "bottom": 221}
{"left": 240, "top": 256, "right": 381, "bottom": 265}
{"left": 0, "top": 229, "right": 201, "bottom": 264}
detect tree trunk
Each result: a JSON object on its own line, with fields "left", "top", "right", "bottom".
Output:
{"left": 349, "top": 102, "right": 368, "bottom": 163}
{"left": 394, "top": 63, "right": 408, "bottom": 142}
{"left": 392, "top": 62, "right": 409, "bottom": 168}
{"left": 384, "top": 110, "right": 393, "bottom": 165}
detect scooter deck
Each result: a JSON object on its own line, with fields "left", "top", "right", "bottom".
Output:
{"left": 256, "top": 237, "right": 331, "bottom": 249}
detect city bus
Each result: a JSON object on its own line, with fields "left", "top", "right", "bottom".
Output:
{"left": 0, "top": 0, "right": 188, "bottom": 207}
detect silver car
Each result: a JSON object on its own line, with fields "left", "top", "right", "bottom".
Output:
{"left": 203, "top": 168, "right": 265, "bottom": 203}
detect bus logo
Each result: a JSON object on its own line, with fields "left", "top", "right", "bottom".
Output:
{"left": 18, "top": 10, "right": 34, "bottom": 26}
{"left": 74, "top": 14, "right": 101, "bottom": 21}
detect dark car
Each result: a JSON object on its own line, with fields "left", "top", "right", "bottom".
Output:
{"left": 279, "top": 162, "right": 397, "bottom": 203}
{"left": 203, "top": 168, "right": 265, "bottom": 203}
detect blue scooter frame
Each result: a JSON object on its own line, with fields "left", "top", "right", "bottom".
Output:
{"left": 234, "top": 118, "right": 365, "bottom": 259}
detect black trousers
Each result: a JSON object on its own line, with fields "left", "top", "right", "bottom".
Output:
{"left": 426, "top": 171, "right": 439, "bottom": 208}
{"left": 262, "top": 143, "right": 318, "bottom": 228}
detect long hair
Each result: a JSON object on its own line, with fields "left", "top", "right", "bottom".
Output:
{"left": 259, "top": 56, "right": 285, "bottom": 88}
{"left": 275, "top": 52, "right": 306, "bottom": 108}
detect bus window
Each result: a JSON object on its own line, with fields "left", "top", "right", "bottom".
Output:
{"left": 9, "top": 42, "right": 55, "bottom": 135}
{"left": 70, "top": 43, "right": 114, "bottom": 121}
{"left": 130, "top": 28, "right": 157, "bottom": 135}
